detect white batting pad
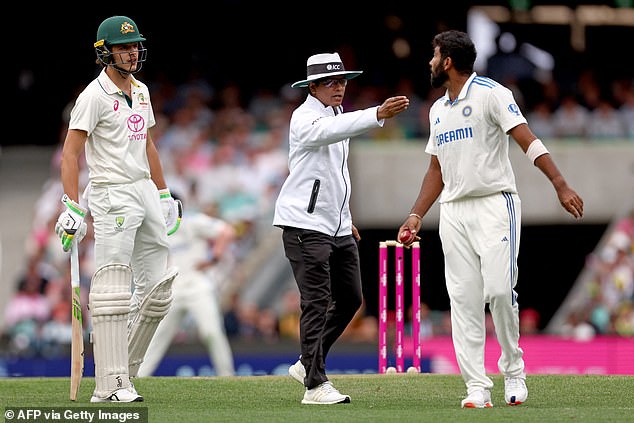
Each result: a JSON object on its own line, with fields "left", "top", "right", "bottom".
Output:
{"left": 89, "top": 263, "right": 133, "bottom": 398}
{"left": 128, "top": 267, "right": 177, "bottom": 377}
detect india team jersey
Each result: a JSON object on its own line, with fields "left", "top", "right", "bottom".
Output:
{"left": 68, "top": 69, "right": 156, "bottom": 184}
{"left": 426, "top": 72, "right": 527, "bottom": 203}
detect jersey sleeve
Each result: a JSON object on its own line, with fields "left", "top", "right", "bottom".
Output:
{"left": 68, "top": 88, "right": 100, "bottom": 135}
{"left": 488, "top": 86, "right": 527, "bottom": 134}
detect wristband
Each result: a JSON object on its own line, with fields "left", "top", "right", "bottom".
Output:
{"left": 61, "top": 194, "right": 87, "bottom": 217}
{"left": 526, "top": 139, "right": 549, "bottom": 164}
{"left": 158, "top": 188, "right": 171, "bottom": 199}
{"left": 409, "top": 213, "right": 422, "bottom": 220}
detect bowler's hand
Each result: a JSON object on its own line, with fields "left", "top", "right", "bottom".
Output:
{"left": 558, "top": 187, "right": 584, "bottom": 219}
{"left": 397, "top": 214, "right": 422, "bottom": 248}
{"left": 377, "top": 96, "right": 410, "bottom": 120}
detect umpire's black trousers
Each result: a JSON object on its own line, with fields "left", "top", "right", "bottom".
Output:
{"left": 282, "top": 227, "right": 363, "bottom": 389}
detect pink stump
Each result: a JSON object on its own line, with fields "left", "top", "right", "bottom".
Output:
{"left": 378, "top": 242, "right": 388, "bottom": 374}
{"left": 412, "top": 242, "right": 421, "bottom": 372}
{"left": 395, "top": 243, "right": 404, "bottom": 373}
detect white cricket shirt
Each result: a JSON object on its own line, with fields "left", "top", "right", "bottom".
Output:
{"left": 273, "top": 95, "right": 382, "bottom": 236}
{"left": 68, "top": 69, "right": 156, "bottom": 184}
{"left": 168, "top": 212, "right": 227, "bottom": 284}
{"left": 426, "top": 72, "right": 527, "bottom": 203}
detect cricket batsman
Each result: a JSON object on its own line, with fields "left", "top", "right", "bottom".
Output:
{"left": 56, "top": 15, "right": 181, "bottom": 402}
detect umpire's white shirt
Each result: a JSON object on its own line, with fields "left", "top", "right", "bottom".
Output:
{"left": 68, "top": 69, "right": 156, "bottom": 185}
{"left": 273, "top": 94, "right": 383, "bottom": 236}
{"left": 426, "top": 72, "right": 527, "bottom": 203}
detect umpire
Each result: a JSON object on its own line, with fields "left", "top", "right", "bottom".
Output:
{"left": 273, "top": 52, "right": 409, "bottom": 404}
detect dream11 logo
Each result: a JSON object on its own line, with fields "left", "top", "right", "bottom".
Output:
{"left": 127, "top": 114, "right": 147, "bottom": 141}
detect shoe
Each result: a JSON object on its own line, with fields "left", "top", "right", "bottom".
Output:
{"left": 289, "top": 359, "right": 305, "bottom": 384}
{"left": 90, "top": 388, "right": 144, "bottom": 403}
{"left": 129, "top": 381, "right": 138, "bottom": 395}
{"left": 504, "top": 377, "right": 528, "bottom": 405}
{"left": 461, "top": 389, "right": 493, "bottom": 408}
{"left": 301, "top": 381, "right": 351, "bottom": 405}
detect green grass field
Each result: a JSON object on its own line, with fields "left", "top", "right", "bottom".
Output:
{"left": 2, "top": 374, "right": 633, "bottom": 422}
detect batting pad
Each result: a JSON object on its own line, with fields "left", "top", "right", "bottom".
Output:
{"left": 128, "top": 267, "right": 177, "bottom": 377}
{"left": 89, "top": 263, "right": 133, "bottom": 398}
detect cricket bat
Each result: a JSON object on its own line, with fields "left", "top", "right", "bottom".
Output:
{"left": 70, "top": 242, "right": 84, "bottom": 401}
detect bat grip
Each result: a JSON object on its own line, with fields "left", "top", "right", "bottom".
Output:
{"left": 70, "top": 242, "right": 80, "bottom": 289}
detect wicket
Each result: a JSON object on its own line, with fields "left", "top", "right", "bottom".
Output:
{"left": 378, "top": 240, "right": 421, "bottom": 374}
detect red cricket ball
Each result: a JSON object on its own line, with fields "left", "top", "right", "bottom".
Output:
{"left": 398, "top": 228, "right": 412, "bottom": 244}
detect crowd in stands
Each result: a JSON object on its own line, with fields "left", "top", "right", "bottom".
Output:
{"left": 555, "top": 209, "right": 634, "bottom": 340}
{"left": 3, "top": 63, "right": 634, "bottom": 359}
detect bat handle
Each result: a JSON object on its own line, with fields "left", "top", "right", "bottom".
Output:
{"left": 70, "top": 242, "right": 80, "bottom": 289}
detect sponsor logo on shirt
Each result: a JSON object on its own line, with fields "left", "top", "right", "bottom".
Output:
{"left": 127, "top": 114, "right": 147, "bottom": 141}
{"left": 435, "top": 126, "right": 473, "bottom": 146}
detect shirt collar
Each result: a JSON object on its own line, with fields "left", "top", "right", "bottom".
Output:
{"left": 306, "top": 94, "right": 339, "bottom": 115}
{"left": 97, "top": 68, "right": 141, "bottom": 95}
{"left": 443, "top": 72, "right": 477, "bottom": 105}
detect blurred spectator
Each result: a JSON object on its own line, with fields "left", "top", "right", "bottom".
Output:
{"left": 577, "top": 69, "right": 602, "bottom": 110}
{"left": 618, "top": 87, "right": 634, "bottom": 139}
{"left": 552, "top": 94, "right": 589, "bottom": 139}
{"left": 526, "top": 101, "right": 556, "bottom": 140}
{"left": 560, "top": 310, "right": 596, "bottom": 341}
{"left": 278, "top": 289, "right": 300, "bottom": 340}
{"left": 340, "top": 303, "right": 378, "bottom": 343}
{"left": 393, "top": 78, "right": 426, "bottom": 139}
{"left": 406, "top": 302, "right": 434, "bottom": 340}
{"left": 519, "top": 308, "right": 540, "bottom": 335}
{"left": 586, "top": 99, "right": 627, "bottom": 140}
{"left": 613, "top": 301, "right": 634, "bottom": 336}
{"left": 3, "top": 257, "right": 53, "bottom": 355}
{"left": 614, "top": 208, "right": 634, "bottom": 241}
{"left": 40, "top": 300, "right": 73, "bottom": 356}
{"left": 248, "top": 87, "right": 283, "bottom": 131}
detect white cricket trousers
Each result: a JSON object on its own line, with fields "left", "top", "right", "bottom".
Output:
{"left": 138, "top": 271, "right": 235, "bottom": 377}
{"left": 439, "top": 192, "right": 525, "bottom": 393}
{"left": 89, "top": 178, "right": 170, "bottom": 304}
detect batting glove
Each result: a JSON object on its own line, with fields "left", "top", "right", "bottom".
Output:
{"left": 159, "top": 188, "right": 183, "bottom": 235}
{"left": 55, "top": 194, "right": 88, "bottom": 252}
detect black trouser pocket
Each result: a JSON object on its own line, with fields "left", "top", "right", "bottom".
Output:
{"left": 307, "top": 179, "right": 320, "bottom": 213}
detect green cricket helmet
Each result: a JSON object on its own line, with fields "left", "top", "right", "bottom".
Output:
{"left": 94, "top": 16, "right": 147, "bottom": 73}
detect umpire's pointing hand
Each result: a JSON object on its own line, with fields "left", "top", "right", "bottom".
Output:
{"left": 377, "top": 96, "right": 410, "bottom": 120}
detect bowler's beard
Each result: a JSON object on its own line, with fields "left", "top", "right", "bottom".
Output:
{"left": 430, "top": 69, "right": 448, "bottom": 89}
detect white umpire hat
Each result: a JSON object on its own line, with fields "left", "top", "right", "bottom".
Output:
{"left": 291, "top": 52, "right": 363, "bottom": 88}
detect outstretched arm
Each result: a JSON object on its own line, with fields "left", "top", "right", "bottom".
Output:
{"left": 377, "top": 96, "right": 410, "bottom": 121}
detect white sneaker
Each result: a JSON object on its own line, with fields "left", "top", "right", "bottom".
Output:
{"left": 289, "top": 359, "right": 305, "bottom": 384}
{"left": 461, "top": 389, "right": 493, "bottom": 408}
{"left": 90, "top": 388, "right": 144, "bottom": 403}
{"left": 302, "top": 381, "right": 351, "bottom": 405}
{"left": 504, "top": 377, "right": 528, "bottom": 405}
